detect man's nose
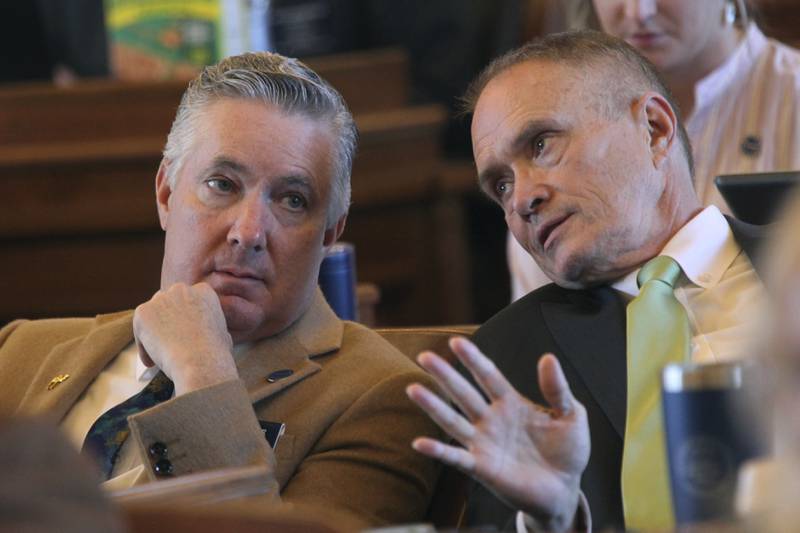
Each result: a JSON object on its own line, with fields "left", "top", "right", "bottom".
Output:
{"left": 227, "top": 196, "right": 268, "bottom": 252}
{"left": 624, "top": 0, "right": 657, "bottom": 23}
{"left": 511, "top": 170, "right": 551, "bottom": 221}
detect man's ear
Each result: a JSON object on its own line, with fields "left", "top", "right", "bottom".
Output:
{"left": 639, "top": 92, "right": 678, "bottom": 168}
{"left": 155, "top": 159, "right": 173, "bottom": 231}
{"left": 323, "top": 214, "right": 347, "bottom": 247}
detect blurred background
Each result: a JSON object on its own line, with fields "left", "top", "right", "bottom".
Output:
{"left": 1, "top": 0, "right": 797, "bottom": 328}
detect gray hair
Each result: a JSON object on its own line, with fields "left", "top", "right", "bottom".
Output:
{"left": 463, "top": 30, "right": 694, "bottom": 177}
{"left": 164, "top": 52, "right": 357, "bottom": 226}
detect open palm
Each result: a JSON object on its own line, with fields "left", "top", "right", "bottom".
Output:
{"left": 406, "top": 337, "right": 589, "bottom": 530}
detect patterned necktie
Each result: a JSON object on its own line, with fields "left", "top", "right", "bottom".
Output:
{"left": 621, "top": 256, "right": 691, "bottom": 530}
{"left": 81, "top": 371, "right": 174, "bottom": 479}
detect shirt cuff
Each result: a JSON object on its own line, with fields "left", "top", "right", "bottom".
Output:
{"left": 515, "top": 491, "right": 592, "bottom": 533}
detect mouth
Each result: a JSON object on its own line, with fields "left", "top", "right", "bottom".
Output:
{"left": 536, "top": 213, "right": 573, "bottom": 251}
{"left": 213, "top": 267, "right": 265, "bottom": 283}
{"left": 628, "top": 32, "right": 664, "bottom": 48}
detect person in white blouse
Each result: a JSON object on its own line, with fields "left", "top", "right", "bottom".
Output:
{"left": 407, "top": 30, "right": 765, "bottom": 532}
{"left": 508, "top": 0, "right": 800, "bottom": 299}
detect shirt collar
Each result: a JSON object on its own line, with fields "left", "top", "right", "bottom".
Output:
{"left": 692, "top": 23, "right": 767, "bottom": 117}
{"left": 612, "top": 205, "right": 741, "bottom": 296}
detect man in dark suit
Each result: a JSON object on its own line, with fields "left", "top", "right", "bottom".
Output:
{"left": 407, "top": 30, "right": 765, "bottom": 532}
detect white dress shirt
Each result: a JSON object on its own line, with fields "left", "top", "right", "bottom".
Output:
{"left": 516, "top": 206, "right": 765, "bottom": 532}
{"left": 611, "top": 206, "right": 764, "bottom": 364}
{"left": 508, "top": 24, "right": 800, "bottom": 300}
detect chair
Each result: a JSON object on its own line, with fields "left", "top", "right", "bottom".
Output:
{"left": 375, "top": 325, "right": 477, "bottom": 365}
{"left": 376, "top": 325, "right": 478, "bottom": 529}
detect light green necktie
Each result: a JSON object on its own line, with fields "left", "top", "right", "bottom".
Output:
{"left": 622, "top": 256, "right": 691, "bottom": 531}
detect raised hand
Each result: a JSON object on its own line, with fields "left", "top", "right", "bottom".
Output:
{"left": 406, "top": 337, "right": 589, "bottom": 532}
{"left": 133, "top": 282, "right": 237, "bottom": 396}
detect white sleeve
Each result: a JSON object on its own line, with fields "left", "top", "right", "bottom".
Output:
{"left": 507, "top": 231, "right": 553, "bottom": 301}
{"left": 514, "top": 491, "right": 592, "bottom": 533}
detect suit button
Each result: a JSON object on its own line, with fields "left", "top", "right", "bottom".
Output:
{"left": 266, "top": 369, "right": 293, "bottom": 383}
{"left": 154, "top": 458, "right": 174, "bottom": 477}
{"left": 149, "top": 442, "right": 168, "bottom": 458}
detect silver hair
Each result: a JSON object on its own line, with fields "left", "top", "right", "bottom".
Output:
{"left": 163, "top": 52, "right": 357, "bottom": 226}
{"left": 463, "top": 30, "right": 695, "bottom": 178}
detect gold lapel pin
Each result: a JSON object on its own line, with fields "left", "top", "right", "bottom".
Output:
{"left": 47, "top": 374, "right": 70, "bottom": 391}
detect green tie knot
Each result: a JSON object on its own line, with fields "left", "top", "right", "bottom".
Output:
{"left": 637, "top": 255, "right": 682, "bottom": 289}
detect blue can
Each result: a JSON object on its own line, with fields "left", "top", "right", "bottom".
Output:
{"left": 318, "top": 242, "right": 357, "bottom": 321}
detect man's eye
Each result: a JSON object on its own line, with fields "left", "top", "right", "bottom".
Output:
{"left": 282, "top": 193, "right": 307, "bottom": 211}
{"left": 207, "top": 177, "right": 235, "bottom": 193}
{"left": 533, "top": 135, "right": 548, "bottom": 158}
{"left": 494, "top": 179, "right": 512, "bottom": 198}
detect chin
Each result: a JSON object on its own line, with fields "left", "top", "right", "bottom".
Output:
{"left": 547, "top": 251, "right": 592, "bottom": 289}
{"left": 219, "top": 297, "right": 267, "bottom": 336}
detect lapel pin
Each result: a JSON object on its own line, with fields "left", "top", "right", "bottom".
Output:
{"left": 47, "top": 374, "right": 70, "bottom": 391}
{"left": 266, "top": 369, "right": 293, "bottom": 383}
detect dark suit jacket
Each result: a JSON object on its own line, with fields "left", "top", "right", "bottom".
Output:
{"left": 464, "top": 218, "right": 764, "bottom": 531}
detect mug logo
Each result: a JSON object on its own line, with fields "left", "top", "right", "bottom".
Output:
{"left": 675, "top": 436, "right": 735, "bottom": 498}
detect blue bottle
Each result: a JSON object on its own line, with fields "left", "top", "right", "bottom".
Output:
{"left": 318, "top": 242, "right": 357, "bottom": 321}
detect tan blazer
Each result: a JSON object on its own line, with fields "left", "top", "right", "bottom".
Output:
{"left": 0, "top": 291, "right": 442, "bottom": 528}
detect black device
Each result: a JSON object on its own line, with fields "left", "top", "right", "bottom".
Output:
{"left": 715, "top": 171, "right": 800, "bottom": 225}
{"left": 259, "top": 420, "right": 286, "bottom": 450}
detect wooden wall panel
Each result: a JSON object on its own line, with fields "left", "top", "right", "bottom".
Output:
{"left": 0, "top": 49, "right": 473, "bottom": 327}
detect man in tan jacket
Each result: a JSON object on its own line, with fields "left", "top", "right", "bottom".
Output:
{"left": 0, "top": 52, "right": 441, "bottom": 528}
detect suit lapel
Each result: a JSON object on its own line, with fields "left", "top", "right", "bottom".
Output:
{"left": 541, "top": 287, "right": 627, "bottom": 438}
{"left": 241, "top": 290, "right": 343, "bottom": 404}
{"left": 18, "top": 291, "right": 343, "bottom": 418}
{"left": 17, "top": 311, "right": 134, "bottom": 420}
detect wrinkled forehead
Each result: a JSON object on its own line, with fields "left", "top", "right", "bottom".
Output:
{"left": 192, "top": 99, "right": 337, "bottom": 181}
{"left": 471, "top": 62, "right": 581, "bottom": 149}
{"left": 471, "top": 58, "right": 621, "bottom": 148}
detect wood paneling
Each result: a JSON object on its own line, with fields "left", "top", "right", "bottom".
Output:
{"left": 0, "top": 48, "right": 409, "bottom": 147}
{"left": 0, "top": 49, "right": 473, "bottom": 327}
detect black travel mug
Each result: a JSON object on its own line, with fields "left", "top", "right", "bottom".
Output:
{"left": 661, "top": 361, "right": 768, "bottom": 525}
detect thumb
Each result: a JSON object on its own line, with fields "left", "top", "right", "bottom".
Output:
{"left": 537, "top": 354, "right": 575, "bottom": 417}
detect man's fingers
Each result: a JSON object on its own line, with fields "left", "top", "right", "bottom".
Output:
{"left": 411, "top": 437, "right": 476, "bottom": 474}
{"left": 406, "top": 383, "right": 476, "bottom": 444}
{"left": 537, "top": 354, "right": 575, "bottom": 417}
{"left": 415, "top": 350, "right": 488, "bottom": 420}
{"left": 450, "top": 337, "right": 513, "bottom": 400}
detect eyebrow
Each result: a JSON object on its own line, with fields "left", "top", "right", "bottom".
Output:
{"left": 206, "top": 156, "right": 250, "bottom": 177}
{"left": 476, "top": 119, "right": 558, "bottom": 190}
{"left": 279, "top": 175, "right": 314, "bottom": 191}
{"left": 510, "top": 119, "right": 556, "bottom": 154}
